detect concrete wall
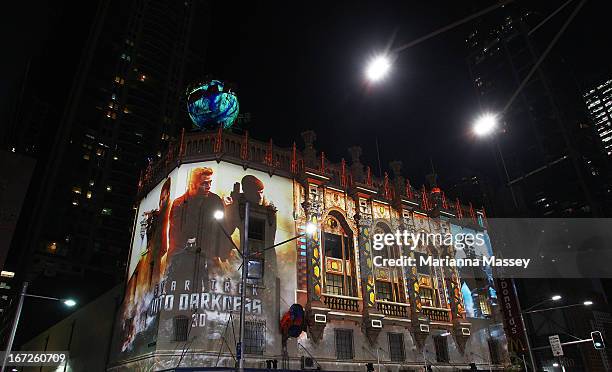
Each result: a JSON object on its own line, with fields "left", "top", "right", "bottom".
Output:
{"left": 20, "top": 285, "right": 122, "bottom": 372}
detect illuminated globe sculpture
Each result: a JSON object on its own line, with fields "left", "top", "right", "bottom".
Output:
{"left": 187, "top": 80, "right": 239, "bottom": 130}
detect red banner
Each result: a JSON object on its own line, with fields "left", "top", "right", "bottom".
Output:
{"left": 496, "top": 278, "right": 528, "bottom": 355}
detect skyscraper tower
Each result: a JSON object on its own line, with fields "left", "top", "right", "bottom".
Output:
{"left": 584, "top": 79, "right": 612, "bottom": 157}
{"left": 3, "top": 0, "right": 211, "bottom": 341}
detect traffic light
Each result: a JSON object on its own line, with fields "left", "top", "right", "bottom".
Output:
{"left": 592, "top": 331, "right": 605, "bottom": 350}
{"left": 366, "top": 362, "right": 374, "bottom": 372}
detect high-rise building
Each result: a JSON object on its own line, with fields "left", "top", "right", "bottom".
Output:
{"left": 465, "top": 1, "right": 607, "bottom": 218}
{"left": 2, "top": 0, "right": 211, "bottom": 343}
{"left": 584, "top": 79, "right": 612, "bottom": 156}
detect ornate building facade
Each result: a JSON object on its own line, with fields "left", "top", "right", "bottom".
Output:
{"left": 108, "top": 129, "right": 509, "bottom": 371}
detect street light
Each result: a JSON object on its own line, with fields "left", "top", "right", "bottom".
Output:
{"left": 523, "top": 300, "right": 594, "bottom": 315}
{"left": 365, "top": 54, "right": 392, "bottom": 82}
{"left": 1, "top": 282, "right": 77, "bottom": 372}
{"left": 305, "top": 222, "right": 317, "bottom": 235}
{"left": 213, "top": 210, "right": 224, "bottom": 220}
{"left": 473, "top": 113, "right": 498, "bottom": 137}
{"left": 213, "top": 209, "right": 317, "bottom": 372}
{"left": 518, "top": 294, "right": 566, "bottom": 371}
{"left": 519, "top": 295, "right": 594, "bottom": 371}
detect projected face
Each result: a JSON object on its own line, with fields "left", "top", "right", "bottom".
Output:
{"left": 187, "top": 168, "right": 214, "bottom": 196}
{"left": 242, "top": 175, "right": 264, "bottom": 205}
{"left": 199, "top": 175, "right": 212, "bottom": 195}
{"left": 159, "top": 183, "right": 170, "bottom": 208}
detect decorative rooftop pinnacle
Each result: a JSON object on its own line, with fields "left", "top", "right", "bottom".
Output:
{"left": 348, "top": 146, "right": 364, "bottom": 182}
{"left": 301, "top": 130, "right": 317, "bottom": 168}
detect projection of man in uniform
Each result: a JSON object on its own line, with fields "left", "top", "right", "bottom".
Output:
{"left": 222, "top": 175, "right": 278, "bottom": 278}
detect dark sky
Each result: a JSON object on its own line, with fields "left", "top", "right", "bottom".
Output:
{"left": 205, "top": 1, "right": 484, "bottom": 183}
{"left": 201, "top": 0, "right": 612, "bottom": 186}
{"left": 3, "top": 0, "right": 611, "bottom": 187}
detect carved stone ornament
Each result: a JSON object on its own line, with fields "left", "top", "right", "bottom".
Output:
{"left": 302, "top": 200, "right": 322, "bottom": 219}
{"left": 412, "top": 330, "right": 428, "bottom": 352}
{"left": 354, "top": 212, "right": 372, "bottom": 228}
{"left": 362, "top": 315, "right": 383, "bottom": 346}
{"left": 452, "top": 321, "right": 471, "bottom": 355}
{"left": 305, "top": 305, "right": 328, "bottom": 344}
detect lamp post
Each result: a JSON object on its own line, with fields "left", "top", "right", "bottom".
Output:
{"left": 213, "top": 209, "right": 316, "bottom": 372}
{"left": 362, "top": 1, "right": 514, "bottom": 84}
{"left": 518, "top": 293, "right": 593, "bottom": 371}
{"left": 516, "top": 293, "right": 561, "bottom": 372}
{"left": 238, "top": 201, "right": 250, "bottom": 372}
{"left": 1, "top": 282, "right": 77, "bottom": 372}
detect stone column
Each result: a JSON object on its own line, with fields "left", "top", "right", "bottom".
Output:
{"left": 302, "top": 198, "right": 327, "bottom": 342}
{"left": 355, "top": 211, "right": 383, "bottom": 344}
{"left": 302, "top": 199, "right": 323, "bottom": 304}
{"left": 441, "top": 245, "right": 470, "bottom": 354}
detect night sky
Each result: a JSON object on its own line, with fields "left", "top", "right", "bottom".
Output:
{"left": 202, "top": 0, "right": 611, "bottom": 186}
{"left": 2, "top": 0, "right": 611, "bottom": 185}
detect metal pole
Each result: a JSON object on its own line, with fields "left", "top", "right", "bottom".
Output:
{"left": 1, "top": 281, "right": 28, "bottom": 372}
{"left": 393, "top": 0, "right": 514, "bottom": 52}
{"left": 238, "top": 201, "right": 249, "bottom": 372}
{"left": 376, "top": 347, "right": 380, "bottom": 372}
{"left": 486, "top": 326, "right": 493, "bottom": 372}
{"left": 513, "top": 279, "right": 537, "bottom": 371}
{"left": 523, "top": 303, "right": 583, "bottom": 315}
{"left": 495, "top": 139, "right": 518, "bottom": 210}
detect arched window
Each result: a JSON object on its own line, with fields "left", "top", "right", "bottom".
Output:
{"left": 414, "top": 247, "right": 435, "bottom": 307}
{"left": 374, "top": 223, "right": 405, "bottom": 303}
{"left": 322, "top": 214, "right": 356, "bottom": 297}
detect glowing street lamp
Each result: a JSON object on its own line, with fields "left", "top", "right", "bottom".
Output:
{"left": 213, "top": 210, "right": 224, "bottom": 220}
{"left": 583, "top": 300, "right": 594, "bottom": 306}
{"left": 551, "top": 295, "right": 562, "bottom": 301}
{"left": 365, "top": 55, "right": 392, "bottom": 82}
{"left": 305, "top": 222, "right": 317, "bottom": 235}
{"left": 213, "top": 208, "right": 317, "bottom": 372}
{"left": 1, "top": 282, "right": 77, "bottom": 371}
{"left": 473, "top": 113, "right": 498, "bottom": 137}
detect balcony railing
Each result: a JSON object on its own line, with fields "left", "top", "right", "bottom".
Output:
{"left": 137, "top": 129, "right": 488, "bottom": 225}
{"left": 376, "top": 300, "right": 409, "bottom": 318}
{"left": 323, "top": 294, "right": 360, "bottom": 312}
{"left": 421, "top": 306, "right": 451, "bottom": 322}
